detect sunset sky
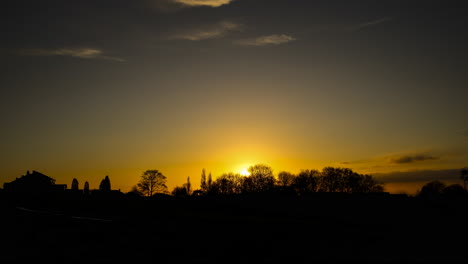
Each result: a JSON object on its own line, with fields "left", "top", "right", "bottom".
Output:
{"left": 1, "top": 0, "right": 467, "bottom": 194}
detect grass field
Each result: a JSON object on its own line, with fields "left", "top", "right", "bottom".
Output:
{"left": 1, "top": 194, "right": 467, "bottom": 263}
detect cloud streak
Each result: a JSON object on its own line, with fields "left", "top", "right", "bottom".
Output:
{"left": 20, "top": 48, "right": 125, "bottom": 62}
{"left": 235, "top": 34, "right": 296, "bottom": 46}
{"left": 348, "top": 17, "right": 393, "bottom": 32}
{"left": 389, "top": 154, "right": 439, "bottom": 164}
{"left": 171, "top": 21, "right": 242, "bottom": 41}
{"left": 171, "top": 0, "right": 233, "bottom": 7}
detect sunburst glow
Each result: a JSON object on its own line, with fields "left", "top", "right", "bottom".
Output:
{"left": 239, "top": 168, "right": 250, "bottom": 176}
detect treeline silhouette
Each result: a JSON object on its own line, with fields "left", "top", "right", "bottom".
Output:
{"left": 417, "top": 180, "right": 467, "bottom": 198}
{"left": 2, "top": 165, "right": 468, "bottom": 201}
{"left": 170, "top": 165, "right": 385, "bottom": 197}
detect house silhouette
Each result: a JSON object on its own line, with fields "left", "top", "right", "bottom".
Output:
{"left": 3, "top": 170, "right": 67, "bottom": 193}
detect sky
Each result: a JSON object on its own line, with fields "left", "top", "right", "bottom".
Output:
{"left": 1, "top": 0, "right": 467, "bottom": 195}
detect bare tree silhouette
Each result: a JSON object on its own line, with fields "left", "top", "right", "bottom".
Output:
{"left": 244, "top": 164, "right": 275, "bottom": 193}
{"left": 277, "top": 171, "right": 295, "bottom": 188}
{"left": 211, "top": 173, "right": 243, "bottom": 195}
{"left": 320, "top": 167, "right": 345, "bottom": 192}
{"left": 137, "top": 170, "right": 168, "bottom": 197}
{"left": 318, "top": 167, "right": 383, "bottom": 193}
{"left": 293, "top": 169, "right": 319, "bottom": 195}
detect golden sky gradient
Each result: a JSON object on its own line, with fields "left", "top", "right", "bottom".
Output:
{"left": 1, "top": 1, "right": 467, "bottom": 195}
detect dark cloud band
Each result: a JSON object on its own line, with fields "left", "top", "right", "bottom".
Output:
{"left": 390, "top": 154, "right": 439, "bottom": 164}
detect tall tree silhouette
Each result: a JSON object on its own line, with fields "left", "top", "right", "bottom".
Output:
{"left": 460, "top": 169, "right": 468, "bottom": 190}
{"left": 200, "top": 169, "right": 207, "bottom": 193}
{"left": 84, "top": 181, "right": 90, "bottom": 195}
{"left": 71, "top": 178, "right": 79, "bottom": 191}
{"left": 186, "top": 176, "right": 192, "bottom": 195}
{"left": 207, "top": 172, "right": 212, "bottom": 192}
{"left": 137, "top": 170, "right": 168, "bottom": 197}
{"left": 99, "top": 176, "right": 111, "bottom": 191}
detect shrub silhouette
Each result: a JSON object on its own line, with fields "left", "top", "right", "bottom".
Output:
{"left": 99, "top": 175, "right": 111, "bottom": 191}
{"left": 71, "top": 178, "right": 79, "bottom": 191}
{"left": 442, "top": 184, "right": 466, "bottom": 198}
{"left": 418, "top": 181, "right": 446, "bottom": 197}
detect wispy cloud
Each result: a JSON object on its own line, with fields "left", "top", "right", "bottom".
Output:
{"left": 171, "top": 21, "right": 242, "bottom": 41}
{"left": 150, "top": 0, "right": 232, "bottom": 11}
{"left": 389, "top": 153, "right": 439, "bottom": 164}
{"left": 235, "top": 34, "right": 296, "bottom": 46}
{"left": 20, "top": 48, "right": 125, "bottom": 62}
{"left": 348, "top": 17, "right": 393, "bottom": 32}
{"left": 171, "top": 0, "right": 233, "bottom": 7}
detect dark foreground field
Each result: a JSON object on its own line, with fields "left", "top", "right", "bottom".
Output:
{"left": 1, "top": 194, "right": 467, "bottom": 263}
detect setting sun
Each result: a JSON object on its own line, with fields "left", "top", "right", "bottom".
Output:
{"left": 239, "top": 168, "right": 250, "bottom": 176}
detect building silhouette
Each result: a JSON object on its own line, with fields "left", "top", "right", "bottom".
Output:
{"left": 3, "top": 170, "right": 66, "bottom": 193}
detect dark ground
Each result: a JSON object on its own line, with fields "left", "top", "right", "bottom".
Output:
{"left": 1, "top": 194, "right": 467, "bottom": 263}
